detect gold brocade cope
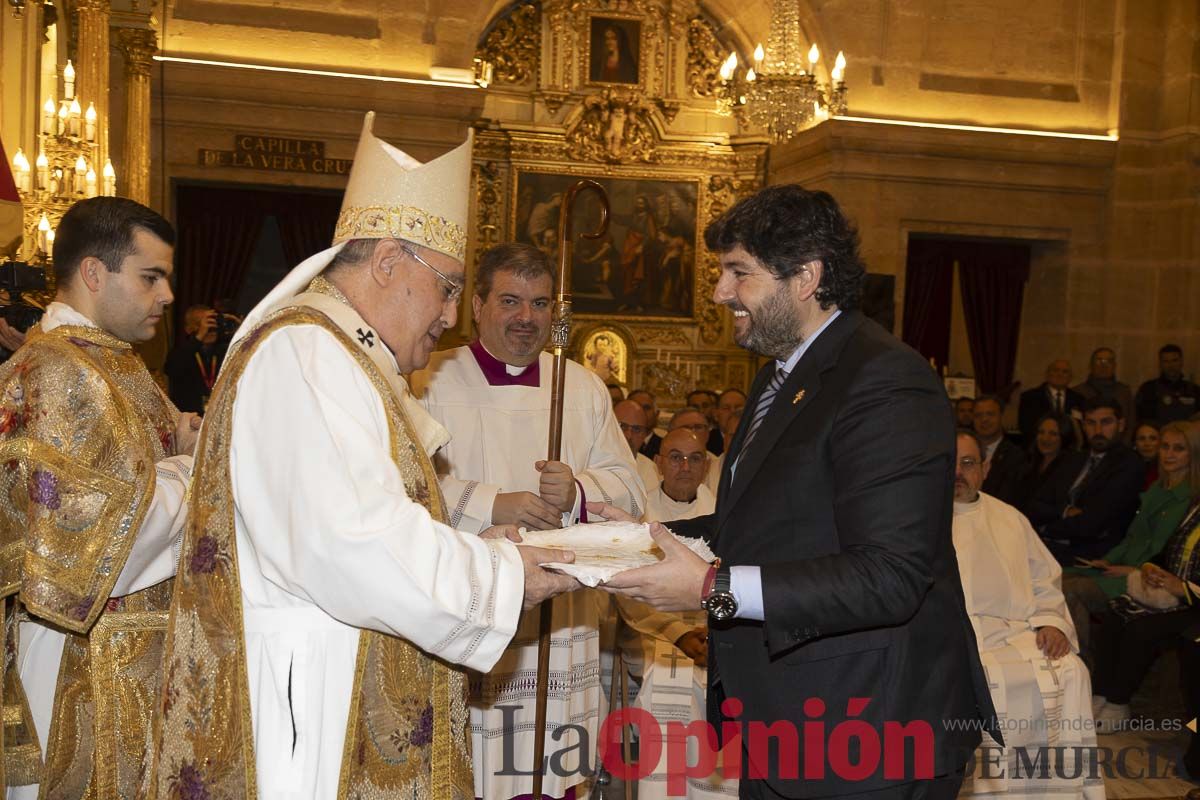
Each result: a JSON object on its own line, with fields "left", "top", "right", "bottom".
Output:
{"left": 0, "top": 324, "right": 180, "bottom": 797}
{"left": 149, "top": 304, "right": 473, "bottom": 800}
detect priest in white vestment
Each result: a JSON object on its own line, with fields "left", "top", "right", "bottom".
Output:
{"left": 615, "top": 398, "right": 661, "bottom": 496}
{"left": 411, "top": 242, "right": 645, "bottom": 800}
{"left": 952, "top": 431, "right": 1104, "bottom": 800}
{"left": 624, "top": 428, "right": 735, "bottom": 799}
{"left": 150, "top": 115, "right": 579, "bottom": 800}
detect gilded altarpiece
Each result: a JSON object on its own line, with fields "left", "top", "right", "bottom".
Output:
{"left": 472, "top": 0, "right": 765, "bottom": 403}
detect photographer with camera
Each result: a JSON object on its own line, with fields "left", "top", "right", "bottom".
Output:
{"left": 0, "top": 259, "right": 49, "bottom": 362}
{"left": 164, "top": 302, "right": 237, "bottom": 413}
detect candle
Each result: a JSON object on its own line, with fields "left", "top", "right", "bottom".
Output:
{"left": 832, "top": 51, "right": 846, "bottom": 83}
{"left": 37, "top": 215, "right": 50, "bottom": 253}
{"left": 74, "top": 156, "right": 87, "bottom": 194}
{"left": 35, "top": 151, "right": 49, "bottom": 191}
{"left": 12, "top": 149, "right": 31, "bottom": 193}
{"left": 42, "top": 97, "right": 56, "bottom": 135}
{"left": 68, "top": 98, "right": 82, "bottom": 138}
{"left": 84, "top": 103, "right": 97, "bottom": 141}
{"left": 102, "top": 159, "right": 116, "bottom": 196}
{"left": 63, "top": 60, "right": 75, "bottom": 100}
{"left": 85, "top": 167, "right": 97, "bottom": 197}
{"left": 46, "top": 229, "right": 55, "bottom": 253}
{"left": 753, "top": 43, "right": 764, "bottom": 67}
{"left": 56, "top": 102, "right": 68, "bottom": 136}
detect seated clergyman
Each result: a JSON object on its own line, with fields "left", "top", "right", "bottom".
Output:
{"left": 952, "top": 429, "right": 1104, "bottom": 800}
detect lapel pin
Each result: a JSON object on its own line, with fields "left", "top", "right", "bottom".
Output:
{"left": 793, "top": 389, "right": 806, "bottom": 404}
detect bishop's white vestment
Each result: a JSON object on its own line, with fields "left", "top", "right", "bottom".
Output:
{"left": 953, "top": 493, "right": 1104, "bottom": 800}
{"left": 412, "top": 342, "right": 644, "bottom": 800}
{"left": 152, "top": 287, "right": 527, "bottom": 800}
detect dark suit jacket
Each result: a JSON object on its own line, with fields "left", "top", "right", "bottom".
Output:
{"left": 981, "top": 438, "right": 1028, "bottom": 506}
{"left": 670, "top": 311, "right": 995, "bottom": 797}
{"left": 1026, "top": 443, "right": 1145, "bottom": 563}
{"left": 1017, "top": 383, "right": 1085, "bottom": 441}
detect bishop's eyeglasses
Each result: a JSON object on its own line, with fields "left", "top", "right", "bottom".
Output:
{"left": 402, "top": 245, "right": 465, "bottom": 304}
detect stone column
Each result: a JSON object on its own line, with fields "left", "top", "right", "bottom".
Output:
{"left": 74, "top": 0, "right": 111, "bottom": 166}
{"left": 114, "top": 28, "right": 156, "bottom": 205}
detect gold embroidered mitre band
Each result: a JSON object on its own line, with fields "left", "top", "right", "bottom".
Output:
{"left": 150, "top": 300, "right": 472, "bottom": 800}
{"left": 0, "top": 325, "right": 179, "bottom": 796}
{"left": 333, "top": 111, "right": 472, "bottom": 262}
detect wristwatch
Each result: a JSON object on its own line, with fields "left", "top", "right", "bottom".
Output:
{"left": 701, "top": 565, "right": 738, "bottom": 622}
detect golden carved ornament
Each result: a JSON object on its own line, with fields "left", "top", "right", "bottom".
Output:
{"left": 114, "top": 28, "right": 157, "bottom": 78}
{"left": 687, "top": 16, "right": 724, "bottom": 98}
{"left": 474, "top": 161, "right": 505, "bottom": 259}
{"left": 566, "top": 89, "right": 657, "bottom": 163}
{"left": 478, "top": 2, "right": 540, "bottom": 86}
{"left": 697, "top": 174, "right": 747, "bottom": 343}
{"left": 630, "top": 327, "right": 690, "bottom": 346}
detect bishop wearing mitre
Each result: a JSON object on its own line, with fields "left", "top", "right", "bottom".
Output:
{"left": 149, "top": 113, "right": 577, "bottom": 800}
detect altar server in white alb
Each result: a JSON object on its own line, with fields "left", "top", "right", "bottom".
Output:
{"left": 951, "top": 429, "right": 1104, "bottom": 800}
{"left": 149, "top": 113, "right": 578, "bottom": 800}
{"left": 412, "top": 242, "right": 645, "bottom": 800}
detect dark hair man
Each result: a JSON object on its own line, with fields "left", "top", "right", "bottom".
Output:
{"left": 974, "top": 394, "right": 1029, "bottom": 505}
{"left": 0, "top": 196, "right": 200, "bottom": 797}
{"left": 590, "top": 184, "right": 996, "bottom": 798}
{"left": 1026, "top": 397, "right": 1145, "bottom": 564}
{"left": 1135, "top": 344, "right": 1199, "bottom": 425}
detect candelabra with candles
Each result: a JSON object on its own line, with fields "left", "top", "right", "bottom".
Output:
{"left": 9, "top": 59, "right": 116, "bottom": 272}
{"left": 714, "top": 1, "right": 848, "bottom": 143}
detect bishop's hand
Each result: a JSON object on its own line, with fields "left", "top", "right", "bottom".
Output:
{"left": 492, "top": 491, "right": 563, "bottom": 530}
{"left": 174, "top": 412, "right": 203, "bottom": 456}
{"left": 519, "top": 545, "right": 582, "bottom": 610}
{"left": 535, "top": 460, "right": 577, "bottom": 513}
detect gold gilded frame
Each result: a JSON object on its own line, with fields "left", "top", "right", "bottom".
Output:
{"left": 583, "top": 12, "right": 647, "bottom": 90}
{"left": 511, "top": 165, "right": 705, "bottom": 325}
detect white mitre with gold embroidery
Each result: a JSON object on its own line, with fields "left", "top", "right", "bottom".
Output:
{"left": 234, "top": 111, "right": 473, "bottom": 342}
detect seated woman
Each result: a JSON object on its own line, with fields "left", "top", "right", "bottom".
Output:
{"left": 1091, "top": 493, "right": 1200, "bottom": 729}
{"left": 1062, "top": 420, "right": 1199, "bottom": 656}
{"left": 1135, "top": 421, "right": 1162, "bottom": 489}
{"left": 1016, "top": 413, "right": 1077, "bottom": 515}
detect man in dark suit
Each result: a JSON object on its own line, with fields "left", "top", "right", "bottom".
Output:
{"left": 595, "top": 185, "right": 996, "bottom": 799}
{"left": 1018, "top": 359, "right": 1086, "bottom": 442}
{"left": 1026, "top": 396, "right": 1144, "bottom": 564}
{"left": 973, "top": 394, "right": 1028, "bottom": 505}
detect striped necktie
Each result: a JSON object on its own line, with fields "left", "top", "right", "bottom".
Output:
{"left": 735, "top": 365, "right": 787, "bottom": 469}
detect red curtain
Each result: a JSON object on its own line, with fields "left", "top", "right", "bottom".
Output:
{"left": 957, "top": 241, "right": 1031, "bottom": 395}
{"left": 173, "top": 185, "right": 342, "bottom": 335}
{"left": 276, "top": 194, "right": 342, "bottom": 266}
{"left": 901, "top": 237, "right": 955, "bottom": 371}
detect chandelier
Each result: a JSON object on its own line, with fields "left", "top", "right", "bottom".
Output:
{"left": 716, "top": 0, "right": 847, "bottom": 143}
{"left": 9, "top": 58, "right": 116, "bottom": 269}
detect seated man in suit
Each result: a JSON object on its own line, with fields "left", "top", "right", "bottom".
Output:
{"left": 976, "top": 393, "right": 1029, "bottom": 505}
{"left": 1027, "top": 397, "right": 1144, "bottom": 564}
{"left": 951, "top": 429, "right": 1103, "bottom": 800}
{"left": 1018, "top": 359, "right": 1086, "bottom": 443}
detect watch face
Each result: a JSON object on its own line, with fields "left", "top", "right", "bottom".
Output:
{"left": 705, "top": 592, "right": 737, "bottom": 621}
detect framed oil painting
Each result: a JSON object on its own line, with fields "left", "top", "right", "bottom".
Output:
{"left": 588, "top": 17, "right": 641, "bottom": 85}
{"left": 514, "top": 170, "right": 699, "bottom": 318}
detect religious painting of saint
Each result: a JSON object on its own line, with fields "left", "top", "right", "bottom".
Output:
{"left": 588, "top": 17, "right": 640, "bottom": 85}
{"left": 581, "top": 329, "right": 627, "bottom": 385}
{"left": 514, "top": 171, "right": 698, "bottom": 318}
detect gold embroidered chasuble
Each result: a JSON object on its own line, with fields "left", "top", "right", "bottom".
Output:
{"left": 0, "top": 324, "right": 180, "bottom": 798}
{"left": 150, "top": 284, "right": 473, "bottom": 800}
